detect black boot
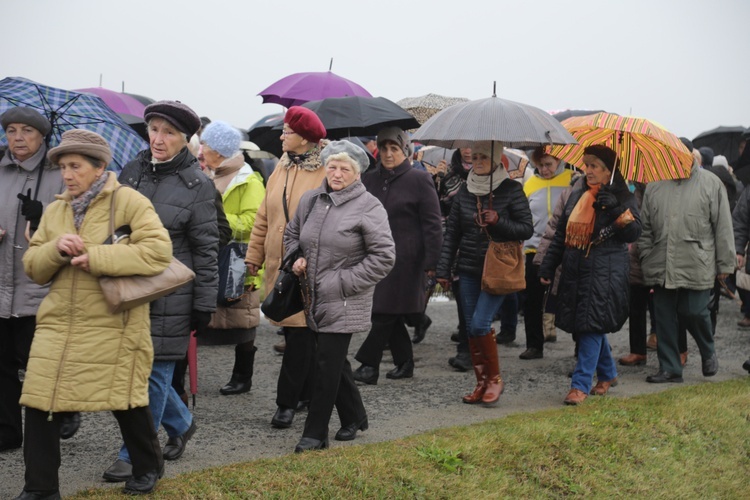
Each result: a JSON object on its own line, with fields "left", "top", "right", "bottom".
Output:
{"left": 220, "top": 344, "right": 256, "bottom": 395}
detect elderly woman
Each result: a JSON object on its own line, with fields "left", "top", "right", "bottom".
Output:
{"left": 199, "top": 120, "right": 266, "bottom": 395}
{"left": 539, "top": 145, "right": 641, "bottom": 405}
{"left": 0, "top": 108, "right": 68, "bottom": 453}
{"left": 284, "top": 140, "right": 395, "bottom": 452}
{"left": 103, "top": 101, "right": 219, "bottom": 482}
{"left": 19, "top": 130, "right": 172, "bottom": 497}
{"left": 352, "top": 127, "right": 443, "bottom": 384}
{"left": 245, "top": 106, "right": 327, "bottom": 429}
{"left": 436, "top": 141, "right": 533, "bottom": 406}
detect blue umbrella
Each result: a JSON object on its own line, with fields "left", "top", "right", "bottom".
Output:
{"left": 0, "top": 77, "right": 148, "bottom": 173}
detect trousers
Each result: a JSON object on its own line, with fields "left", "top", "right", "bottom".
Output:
{"left": 0, "top": 316, "right": 35, "bottom": 446}
{"left": 355, "top": 313, "right": 413, "bottom": 367}
{"left": 276, "top": 326, "right": 315, "bottom": 409}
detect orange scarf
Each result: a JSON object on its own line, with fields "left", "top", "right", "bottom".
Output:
{"left": 565, "top": 183, "right": 601, "bottom": 249}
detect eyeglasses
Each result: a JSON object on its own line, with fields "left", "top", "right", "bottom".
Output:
{"left": 281, "top": 129, "right": 297, "bottom": 137}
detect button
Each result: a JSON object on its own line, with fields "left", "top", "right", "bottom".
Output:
{"left": 382, "top": 186, "right": 387, "bottom": 191}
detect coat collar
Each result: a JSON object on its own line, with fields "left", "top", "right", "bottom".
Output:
{"left": 319, "top": 178, "right": 366, "bottom": 206}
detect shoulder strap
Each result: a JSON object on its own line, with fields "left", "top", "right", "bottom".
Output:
{"left": 109, "top": 186, "right": 124, "bottom": 242}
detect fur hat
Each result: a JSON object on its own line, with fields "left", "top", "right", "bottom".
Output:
{"left": 471, "top": 141, "right": 505, "bottom": 166}
{"left": 376, "top": 127, "right": 411, "bottom": 156}
{"left": 144, "top": 100, "right": 201, "bottom": 136}
{"left": 1, "top": 107, "right": 52, "bottom": 136}
{"left": 47, "top": 129, "right": 112, "bottom": 167}
{"left": 201, "top": 121, "right": 241, "bottom": 158}
{"left": 321, "top": 140, "right": 370, "bottom": 174}
{"left": 284, "top": 106, "right": 326, "bottom": 143}
{"left": 583, "top": 144, "right": 617, "bottom": 171}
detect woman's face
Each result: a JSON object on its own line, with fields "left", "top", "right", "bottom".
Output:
{"left": 148, "top": 117, "right": 186, "bottom": 162}
{"left": 380, "top": 141, "right": 406, "bottom": 169}
{"left": 59, "top": 153, "right": 104, "bottom": 198}
{"left": 583, "top": 154, "right": 612, "bottom": 185}
{"left": 326, "top": 158, "right": 360, "bottom": 191}
{"left": 280, "top": 125, "right": 307, "bottom": 154}
{"left": 5, "top": 123, "right": 44, "bottom": 162}
{"left": 536, "top": 155, "right": 560, "bottom": 179}
{"left": 201, "top": 143, "right": 223, "bottom": 170}
{"left": 471, "top": 152, "right": 494, "bottom": 175}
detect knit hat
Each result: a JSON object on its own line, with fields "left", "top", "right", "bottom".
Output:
{"left": 1, "top": 107, "right": 52, "bottom": 136}
{"left": 698, "top": 146, "right": 714, "bottom": 167}
{"left": 321, "top": 140, "right": 370, "bottom": 174}
{"left": 200, "top": 121, "right": 241, "bottom": 158}
{"left": 47, "top": 129, "right": 112, "bottom": 167}
{"left": 284, "top": 106, "right": 326, "bottom": 143}
{"left": 377, "top": 126, "right": 411, "bottom": 156}
{"left": 583, "top": 144, "right": 617, "bottom": 171}
{"left": 471, "top": 141, "right": 505, "bottom": 166}
{"left": 144, "top": 100, "right": 201, "bottom": 136}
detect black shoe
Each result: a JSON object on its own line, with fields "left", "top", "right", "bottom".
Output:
{"left": 162, "top": 420, "right": 196, "bottom": 460}
{"left": 12, "top": 491, "right": 61, "bottom": 500}
{"left": 0, "top": 437, "right": 22, "bottom": 452}
{"left": 59, "top": 412, "right": 80, "bottom": 440}
{"left": 271, "top": 407, "right": 295, "bottom": 428}
{"left": 103, "top": 459, "right": 133, "bottom": 482}
{"left": 219, "top": 375, "right": 252, "bottom": 395}
{"left": 519, "top": 348, "right": 543, "bottom": 360}
{"left": 386, "top": 359, "right": 414, "bottom": 379}
{"left": 743, "top": 359, "right": 750, "bottom": 373}
{"left": 411, "top": 316, "right": 432, "bottom": 344}
{"left": 295, "top": 400, "right": 310, "bottom": 412}
{"left": 702, "top": 353, "right": 719, "bottom": 377}
{"left": 495, "top": 330, "right": 516, "bottom": 345}
{"left": 335, "top": 417, "right": 369, "bottom": 441}
{"left": 123, "top": 466, "right": 163, "bottom": 495}
{"left": 646, "top": 370, "right": 683, "bottom": 383}
{"left": 294, "top": 437, "right": 329, "bottom": 452}
{"left": 448, "top": 351, "right": 472, "bottom": 372}
{"left": 353, "top": 364, "right": 379, "bottom": 385}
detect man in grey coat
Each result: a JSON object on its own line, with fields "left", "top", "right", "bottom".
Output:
{"left": 0, "top": 108, "right": 65, "bottom": 452}
{"left": 638, "top": 158, "right": 735, "bottom": 383}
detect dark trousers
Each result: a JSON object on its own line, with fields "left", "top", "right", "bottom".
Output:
{"left": 276, "top": 326, "right": 315, "bottom": 409}
{"left": 454, "top": 279, "right": 468, "bottom": 355}
{"left": 303, "top": 333, "right": 366, "bottom": 441}
{"left": 23, "top": 406, "right": 162, "bottom": 492}
{"left": 0, "top": 316, "right": 35, "bottom": 445}
{"left": 356, "top": 313, "right": 413, "bottom": 368}
{"left": 523, "top": 255, "right": 545, "bottom": 351}
{"left": 628, "top": 285, "right": 650, "bottom": 355}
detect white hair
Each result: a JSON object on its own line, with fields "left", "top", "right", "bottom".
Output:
{"left": 325, "top": 151, "right": 362, "bottom": 174}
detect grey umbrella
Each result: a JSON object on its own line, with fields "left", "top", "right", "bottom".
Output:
{"left": 412, "top": 87, "right": 577, "bottom": 149}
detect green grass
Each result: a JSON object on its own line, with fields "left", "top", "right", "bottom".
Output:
{"left": 74, "top": 379, "right": 750, "bottom": 499}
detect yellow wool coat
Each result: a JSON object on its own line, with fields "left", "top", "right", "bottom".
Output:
{"left": 21, "top": 172, "right": 172, "bottom": 413}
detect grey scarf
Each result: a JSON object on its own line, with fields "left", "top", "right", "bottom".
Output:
{"left": 466, "top": 166, "right": 508, "bottom": 195}
{"left": 70, "top": 173, "right": 108, "bottom": 229}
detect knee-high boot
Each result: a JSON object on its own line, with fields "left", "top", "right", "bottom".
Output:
{"left": 220, "top": 344, "right": 257, "bottom": 395}
{"left": 462, "top": 336, "right": 487, "bottom": 404}
{"left": 478, "top": 330, "right": 504, "bottom": 404}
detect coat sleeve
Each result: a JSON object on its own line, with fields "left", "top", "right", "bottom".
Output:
{"left": 188, "top": 179, "right": 220, "bottom": 312}
{"left": 488, "top": 181, "right": 534, "bottom": 242}
{"left": 215, "top": 190, "right": 232, "bottom": 248}
{"left": 282, "top": 190, "right": 308, "bottom": 266}
{"left": 533, "top": 186, "right": 571, "bottom": 266}
{"left": 436, "top": 192, "right": 463, "bottom": 280}
{"left": 23, "top": 203, "right": 73, "bottom": 285}
{"left": 227, "top": 174, "right": 265, "bottom": 242}
{"left": 636, "top": 184, "right": 656, "bottom": 264}
{"left": 712, "top": 179, "right": 737, "bottom": 275}
{"left": 539, "top": 196, "right": 572, "bottom": 280}
{"left": 732, "top": 187, "right": 750, "bottom": 256}
{"left": 611, "top": 195, "right": 642, "bottom": 244}
{"left": 246, "top": 169, "right": 280, "bottom": 267}
{"left": 416, "top": 172, "right": 444, "bottom": 270}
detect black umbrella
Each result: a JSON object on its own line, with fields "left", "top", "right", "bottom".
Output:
{"left": 693, "top": 125, "right": 748, "bottom": 166}
{"left": 246, "top": 113, "right": 284, "bottom": 158}
{"left": 302, "top": 96, "right": 420, "bottom": 138}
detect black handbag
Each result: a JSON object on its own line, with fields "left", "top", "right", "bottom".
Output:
{"left": 217, "top": 242, "right": 248, "bottom": 306}
{"left": 261, "top": 250, "right": 304, "bottom": 322}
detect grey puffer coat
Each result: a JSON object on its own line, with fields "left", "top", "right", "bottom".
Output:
{"left": 118, "top": 147, "right": 219, "bottom": 360}
{"left": 0, "top": 146, "right": 65, "bottom": 318}
{"left": 284, "top": 179, "right": 395, "bottom": 334}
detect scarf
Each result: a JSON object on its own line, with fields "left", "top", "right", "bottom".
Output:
{"left": 70, "top": 173, "right": 108, "bottom": 229}
{"left": 466, "top": 166, "right": 508, "bottom": 195}
{"left": 212, "top": 153, "right": 245, "bottom": 194}
{"left": 565, "top": 182, "right": 601, "bottom": 249}
{"left": 285, "top": 147, "right": 321, "bottom": 172}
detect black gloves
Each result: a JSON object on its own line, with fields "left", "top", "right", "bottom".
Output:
{"left": 595, "top": 189, "right": 620, "bottom": 212}
{"left": 191, "top": 310, "right": 212, "bottom": 336}
{"left": 17, "top": 189, "right": 43, "bottom": 230}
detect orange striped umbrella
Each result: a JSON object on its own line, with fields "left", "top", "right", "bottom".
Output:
{"left": 548, "top": 113, "right": 693, "bottom": 183}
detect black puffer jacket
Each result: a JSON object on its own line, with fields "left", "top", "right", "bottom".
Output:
{"left": 437, "top": 178, "right": 533, "bottom": 279}
{"left": 539, "top": 173, "right": 641, "bottom": 334}
{"left": 119, "top": 147, "right": 219, "bottom": 360}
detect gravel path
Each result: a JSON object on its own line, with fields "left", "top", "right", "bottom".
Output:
{"left": 2, "top": 297, "right": 749, "bottom": 497}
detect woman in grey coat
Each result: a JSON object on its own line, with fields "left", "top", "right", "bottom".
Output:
{"left": 284, "top": 140, "right": 395, "bottom": 452}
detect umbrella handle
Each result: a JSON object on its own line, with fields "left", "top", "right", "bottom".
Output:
{"left": 24, "top": 221, "right": 31, "bottom": 242}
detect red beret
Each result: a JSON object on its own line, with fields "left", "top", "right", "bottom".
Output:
{"left": 284, "top": 106, "right": 326, "bottom": 143}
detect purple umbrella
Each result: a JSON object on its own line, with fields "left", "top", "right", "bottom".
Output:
{"left": 258, "top": 71, "right": 371, "bottom": 108}
{"left": 75, "top": 87, "right": 146, "bottom": 117}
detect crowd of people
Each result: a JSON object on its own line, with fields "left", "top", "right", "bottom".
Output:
{"left": 1, "top": 100, "right": 749, "bottom": 498}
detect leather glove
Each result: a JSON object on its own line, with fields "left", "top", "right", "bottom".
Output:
{"left": 479, "top": 209, "right": 499, "bottom": 226}
{"left": 17, "top": 189, "right": 43, "bottom": 229}
{"left": 191, "top": 310, "right": 212, "bottom": 336}
{"left": 595, "top": 189, "right": 619, "bottom": 211}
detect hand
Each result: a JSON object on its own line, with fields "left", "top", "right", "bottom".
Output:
{"left": 435, "top": 160, "right": 448, "bottom": 177}
{"left": 437, "top": 278, "right": 451, "bottom": 291}
{"left": 595, "top": 189, "right": 619, "bottom": 211}
{"left": 540, "top": 277, "right": 551, "bottom": 286}
{"left": 70, "top": 253, "right": 90, "bottom": 272}
{"left": 737, "top": 254, "right": 745, "bottom": 270}
{"left": 292, "top": 257, "right": 307, "bottom": 276}
{"left": 479, "top": 209, "right": 499, "bottom": 226}
{"left": 191, "top": 310, "right": 212, "bottom": 336}
{"left": 246, "top": 263, "right": 259, "bottom": 276}
{"left": 717, "top": 273, "right": 729, "bottom": 282}
{"left": 17, "top": 188, "right": 43, "bottom": 229}
{"left": 56, "top": 234, "right": 85, "bottom": 257}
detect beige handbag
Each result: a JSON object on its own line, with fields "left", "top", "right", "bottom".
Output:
{"left": 98, "top": 186, "right": 195, "bottom": 314}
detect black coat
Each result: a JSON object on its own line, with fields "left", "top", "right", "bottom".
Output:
{"left": 362, "top": 160, "right": 443, "bottom": 314}
{"left": 119, "top": 148, "right": 219, "bottom": 360}
{"left": 437, "top": 177, "right": 533, "bottom": 279}
{"left": 539, "top": 175, "right": 641, "bottom": 334}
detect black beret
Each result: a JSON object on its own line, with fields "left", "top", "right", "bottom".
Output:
{"left": 144, "top": 100, "right": 201, "bottom": 137}
{"left": 1, "top": 107, "right": 52, "bottom": 136}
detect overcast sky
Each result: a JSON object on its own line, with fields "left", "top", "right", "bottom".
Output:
{"left": 4, "top": 0, "right": 749, "bottom": 140}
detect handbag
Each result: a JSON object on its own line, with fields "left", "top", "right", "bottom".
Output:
{"left": 98, "top": 186, "right": 196, "bottom": 314}
{"left": 217, "top": 241, "right": 248, "bottom": 306}
{"left": 260, "top": 250, "right": 304, "bottom": 322}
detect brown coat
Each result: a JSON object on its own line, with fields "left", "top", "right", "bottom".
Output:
{"left": 245, "top": 146, "right": 327, "bottom": 326}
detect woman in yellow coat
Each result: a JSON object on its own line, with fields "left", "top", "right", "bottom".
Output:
{"left": 18, "top": 130, "right": 173, "bottom": 498}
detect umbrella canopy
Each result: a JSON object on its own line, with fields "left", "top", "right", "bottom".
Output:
{"left": 74, "top": 87, "right": 146, "bottom": 117}
{"left": 246, "top": 113, "right": 285, "bottom": 158}
{"left": 0, "top": 77, "right": 147, "bottom": 172}
{"left": 548, "top": 112, "right": 693, "bottom": 183}
{"left": 693, "top": 125, "right": 747, "bottom": 166}
{"left": 411, "top": 94, "right": 578, "bottom": 149}
{"left": 123, "top": 92, "right": 156, "bottom": 106}
{"left": 397, "top": 94, "right": 470, "bottom": 125}
{"left": 550, "top": 109, "right": 606, "bottom": 122}
{"left": 258, "top": 71, "right": 371, "bottom": 108}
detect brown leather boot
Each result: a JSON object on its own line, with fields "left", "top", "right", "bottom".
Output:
{"left": 478, "top": 331, "right": 504, "bottom": 405}
{"left": 462, "top": 336, "right": 487, "bottom": 404}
